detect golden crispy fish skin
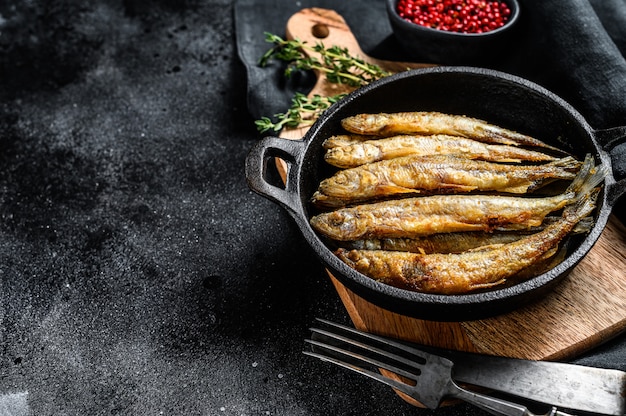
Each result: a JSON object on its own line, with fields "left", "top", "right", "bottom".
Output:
{"left": 311, "top": 154, "right": 581, "bottom": 209}
{"left": 335, "top": 187, "right": 601, "bottom": 294}
{"left": 310, "top": 154, "right": 602, "bottom": 241}
{"left": 324, "top": 134, "right": 557, "bottom": 168}
{"left": 346, "top": 217, "right": 593, "bottom": 254}
{"left": 311, "top": 193, "right": 571, "bottom": 241}
{"left": 340, "top": 112, "right": 561, "bottom": 151}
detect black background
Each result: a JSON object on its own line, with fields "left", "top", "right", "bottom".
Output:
{"left": 0, "top": 0, "right": 624, "bottom": 414}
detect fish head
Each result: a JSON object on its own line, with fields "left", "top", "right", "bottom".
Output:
{"left": 309, "top": 209, "right": 368, "bottom": 241}
{"left": 318, "top": 170, "right": 378, "bottom": 198}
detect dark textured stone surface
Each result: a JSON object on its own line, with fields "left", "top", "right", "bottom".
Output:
{"left": 0, "top": 1, "right": 624, "bottom": 415}
{"left": 0, "top": 1, "right": 439, "bottom": 414}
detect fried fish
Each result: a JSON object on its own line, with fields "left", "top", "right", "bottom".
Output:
{"left": 323, "top": 134, "right": 557, "bottom": 168}
{"left": 335, "top": 185, "right": 602, "bottom": 294}
{"left": 343, "top": 217, "right": 593, "bottom": 254}
{"left": 312, "top": 154, "right": 581, "bottom": 209}
{"left": 341, "top": 111, "right": 561, "bottom": 151}
{"left": 310, "top": 155, "right": 602, "bottom": 241}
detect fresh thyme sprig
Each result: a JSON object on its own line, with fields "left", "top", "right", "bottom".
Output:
{"left": 256, "top": 32, "right": 390, "bottom": 133}
{"left": 255, "top": 92, "right": 346, "bottom": 133}
{"left": 259, "top": 32, "right": 390, "bottom": 87}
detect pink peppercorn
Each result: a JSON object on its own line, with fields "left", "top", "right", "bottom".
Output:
{"left": 396, "top": 0, "right": 511, "bottom": 34}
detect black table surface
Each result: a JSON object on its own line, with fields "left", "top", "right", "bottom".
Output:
{"left": 0, "top": 1, "right": 625, "bottom": 415}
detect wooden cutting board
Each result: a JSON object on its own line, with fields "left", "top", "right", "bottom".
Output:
{"left": 277, "top": 8, "right": 433, "bottom": 141}
{"left": 275, "top": 5, "right": 626, "bottom": 377}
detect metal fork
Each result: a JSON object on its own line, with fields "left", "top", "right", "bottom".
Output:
{"left": 304, "top": 319, "right": 576, "bottom": 416}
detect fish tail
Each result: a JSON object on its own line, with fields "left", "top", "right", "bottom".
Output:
{"left": 545, "top": 155, "right": 581, "bottom": 171}
{"left": 563, "top": 186, "right": 600, "bottom": 223}
{"left": 572, "top": 216, "right": 594, "bottom": 234}
{"left": 565, "top": 154, "right": 608, "bottom": 198}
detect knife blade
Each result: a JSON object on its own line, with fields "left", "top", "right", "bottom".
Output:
{"left": 438, "top": 348, "right": 626, "bottom": 415}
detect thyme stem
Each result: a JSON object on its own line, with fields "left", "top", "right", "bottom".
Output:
{"left": 256, "top": 32, "right": 391, "bottom": 133}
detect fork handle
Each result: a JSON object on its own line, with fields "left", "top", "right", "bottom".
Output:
{"left": 451, "top": 384, "right": 576, "bottom": 416}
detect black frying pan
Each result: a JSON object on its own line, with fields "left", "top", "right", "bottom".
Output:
{"left": 245, "top": 66, "right": 626, "bottom": 321}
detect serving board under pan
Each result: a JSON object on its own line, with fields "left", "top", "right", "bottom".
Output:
{"left": 276, "top": 8, "right": 626, "bottom": 364}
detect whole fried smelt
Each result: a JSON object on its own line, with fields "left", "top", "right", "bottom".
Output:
{"left": 311, "top": 194, "right": 566, "bottom": 240}
{"left": 346, "top": 217, "right": 593, "bottom": 254}
{"left": 324, "top": 134, "right": 557, "bottom": 168}
{"left": 341, "top": 112, "right": 561, "bottom": 151}
{"left": 335, "top": 186, "right": 601, "bottom": 294}
{"left": 311, "top": 154, "right": 581, "bottom": 209}
{"left": 310, "top": 155, "right": 604, "bottom": 241}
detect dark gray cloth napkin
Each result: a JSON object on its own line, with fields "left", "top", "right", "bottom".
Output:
{"left": 234, "top": 0, "right": 626, "bottom": 368}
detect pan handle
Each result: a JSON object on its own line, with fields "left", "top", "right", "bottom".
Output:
{"left": 594, "top": 126, "right": 626, "bottom": 205}
{"left": 245, "top": 136, "right": 306, "bottom": 217}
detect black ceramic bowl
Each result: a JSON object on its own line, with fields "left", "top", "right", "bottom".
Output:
{"left": 245, "top": 66, "right": 626, "bottom": 321}
{"left": 385, "top": 0, "right": 520, "bottom": 65}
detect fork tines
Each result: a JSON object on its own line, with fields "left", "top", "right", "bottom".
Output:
{"left": 304, "top": 319, "right": 584, "bottom": 416}
{"left": 303, "top": 318, "right": 444, "bottom": 399}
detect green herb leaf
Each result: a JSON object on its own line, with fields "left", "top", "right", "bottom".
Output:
{"left": 256, "top": 32, "right": 393, "bottom": 133}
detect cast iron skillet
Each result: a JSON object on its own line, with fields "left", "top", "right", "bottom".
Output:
{"left": 245, "top": 66, "right": 626, "bottom": 321}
